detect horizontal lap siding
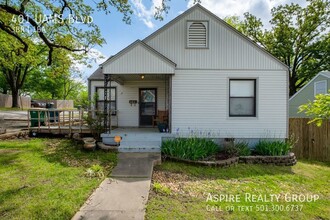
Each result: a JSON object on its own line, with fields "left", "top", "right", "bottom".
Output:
{"left": 172, "top": 70, "right": 287, "bottom": 138}
{"left": 103, "top": 44, "right": 174, "bottom": 74}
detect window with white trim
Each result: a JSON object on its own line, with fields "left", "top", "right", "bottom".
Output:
{"left": 314, "top": 80, "right": 327, "bottom": 96}
{"left": 229, "top": 79, "right": 256, "bottom": 117}
{"left": 95, "top": 87, "right": 117, "bottom": 115}
{"left": 187, "top": 21, "right": 208, "bottom": 48}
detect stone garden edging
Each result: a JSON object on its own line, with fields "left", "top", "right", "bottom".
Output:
{"left": 162, "top": 155, "right": 239, "bottom": 167}
{"left": 162, "top": 152, "right": 297, "bottom": 167}
{"left": 239, "top": 152, "right": 297, "bottom": 166}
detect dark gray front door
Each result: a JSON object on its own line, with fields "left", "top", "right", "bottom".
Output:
{"left": 139, "top": 88, "right": 157, "bottom": 126}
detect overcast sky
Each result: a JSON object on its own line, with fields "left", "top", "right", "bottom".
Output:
{"left": 81, "top": 0, "right": 308, "bottom": 79}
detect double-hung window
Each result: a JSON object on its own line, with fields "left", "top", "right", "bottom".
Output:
{"left": 95, "top": 87, "right": 117, "bottom": 115}
{"left": 229, "top": 79, "right": 256, "bottom": 117}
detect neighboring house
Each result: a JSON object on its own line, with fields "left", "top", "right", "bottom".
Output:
{"left": 88, "top": 4, "right": 289, "bottom": 145}
{"left": 289, "top": 71, "right": 330, "bottom": 118}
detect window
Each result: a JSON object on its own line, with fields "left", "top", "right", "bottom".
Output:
{"left": 314, "top": 80, "right": 327, "bottom": 96}
{"left": 95, "top": 87, "right": 116, "bottom": 115}
{"left": 187, "top": 21, "right": 208, "bottom": 48}
{"left": 229, "top": 79, "right": 256, "bottom": 117}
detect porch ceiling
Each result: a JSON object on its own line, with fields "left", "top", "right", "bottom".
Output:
{"left": 111, "top": 74, "right": 169, "bottom": 84}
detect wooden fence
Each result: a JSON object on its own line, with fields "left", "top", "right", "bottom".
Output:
{"left": 0, "top": 94, "right": 31, "bottom": 109}
{"left": 289, "top": 118, "right": 330, "bottom": 162}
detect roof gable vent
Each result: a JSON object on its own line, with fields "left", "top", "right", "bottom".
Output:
{"left": 187, "top": 21, "right": 208, "bottom": 48}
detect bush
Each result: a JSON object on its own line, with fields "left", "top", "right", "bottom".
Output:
{"left": 161, "top": 137, "right": 219, "bottom": 161}
{"left": 255, "top": 140, "right": 292, "bottom": 156}
{"left": 235, "top": 141, "right": 251, "bottom": 156}
{"left": 222, "top": 141, "right": 251, "bottom": 157}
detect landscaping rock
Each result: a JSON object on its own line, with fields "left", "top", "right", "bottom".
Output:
{"left": 239, "top": 153, "right": 297, "bottom": 166}
{"left": 97, "top": 142, "right": 119, "bottom": 152}
{"left": 162, "top": 155, "right": 239, "bottom": 168}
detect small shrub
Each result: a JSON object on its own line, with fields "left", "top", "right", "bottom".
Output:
{"left": 153, "top": 182, "right": 171, "bottom": 195}
{"left": 84, "top": 112, "right": 105, "bottom": 141}
{"left": 161, "top": 137, "right": 219, "bottom": 161}
{"left": 222, "top": 141, "right": 251, "bottom": 157}
{"left": 235, "top": 141, "right": 251, "bottom": 156}
{"left": 222, "top": 144, "right": 239, "bottom": 157}
{"left": 85, "top": 164, "right": 104, "bottom": 178}
{"left": 255, "top": 140, "right": 292, "bottom": 156}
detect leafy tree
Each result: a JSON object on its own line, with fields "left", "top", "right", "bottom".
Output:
{"left": 0, "top": 0, "right": 200, "bottom": 65}
{"left": 0, "top": 31, "right": 44, "bottom": 107}
{"left": 0, "top": 0, "right": 200, "bottom": 107}
{"left": 0, "top": 73, "right": 9, "bottom": 94}
{"left": 227, "top": 0, "right": 330, "bottom": 96}
{"left": 299, "top": 91, "right": 330, "bottom": 126}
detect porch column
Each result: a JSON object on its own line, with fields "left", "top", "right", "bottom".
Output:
{"left": 104, "top": 74, "right": 111, "bottom": 133}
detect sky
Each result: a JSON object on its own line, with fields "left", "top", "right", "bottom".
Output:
{"left": 81, "top": 0, "right": 307, "bottom": 80}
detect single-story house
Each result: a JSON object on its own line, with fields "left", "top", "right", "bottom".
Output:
{"left": 88, "top": 4, "right": 288, "bottom": 147}
{"left": 289, "top": 71, "right": 330, "bottom": 117}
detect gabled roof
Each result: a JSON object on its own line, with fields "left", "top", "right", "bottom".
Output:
{"left": 289, "top": 71, "right": 330, "bottom": 101}
{"left": 101, "top": 40, "right": 176, "bottom": 74}
{"left": 320, "top": 71, "right": 330, "bottom": 78}
{"left": 143, "top": 3, "right": 288, "bottom": 70}
{"left": 88, "top": 67, "right": 103, "bottom": 80}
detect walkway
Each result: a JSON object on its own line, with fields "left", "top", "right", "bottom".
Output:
{"left": 72, "top": 152, "right": 161, "bottom": 220}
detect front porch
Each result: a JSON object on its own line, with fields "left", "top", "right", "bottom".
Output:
{"left": 102, "top": 128, "right": 173, "bottom": 152}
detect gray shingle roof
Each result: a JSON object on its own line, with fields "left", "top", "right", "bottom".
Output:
{"left": 88, "top": 67, "right": 103, "bottom": 80}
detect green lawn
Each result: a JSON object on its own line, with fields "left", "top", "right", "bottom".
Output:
{"left": 146, "top": 161, "right": 330, "bottom": 220}
{"left": 0, "top": 138, "right": 117, "bottom": 219}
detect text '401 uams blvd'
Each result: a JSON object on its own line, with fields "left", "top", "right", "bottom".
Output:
{"left": 12, "top": 14, "right": 93, "bottom": 24}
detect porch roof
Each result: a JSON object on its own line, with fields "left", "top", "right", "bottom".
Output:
{"left": 101, "top": 40, "right": 176, "bottom": 75}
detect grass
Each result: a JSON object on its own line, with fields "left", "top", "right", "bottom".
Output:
{"left": 0, "top": 107, "right": 23, "bottom": 111}
{"left": 0, "top": 138, "right": 117, "bottom": 219}
{"left": 146, "top": 161, "right": 330, "bottom": 220}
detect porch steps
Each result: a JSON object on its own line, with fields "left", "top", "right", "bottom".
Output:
{"left": 102, "top": 128, "right": 172, "bottom": 153}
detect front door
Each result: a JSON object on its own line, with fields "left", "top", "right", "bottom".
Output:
{"left": 139, "top": 88, "right": 157, "bottom": 126}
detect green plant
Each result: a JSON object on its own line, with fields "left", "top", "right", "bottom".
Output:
{"left": 222, "top": 144, "right": 239, "bottom": 157}
{"left": 84, "top": 112, "right": 105, "bottom": 141}
{"left": 85, "top": 164, "right": 104, "bottom": 178}
{"left": 153, "top": 182, "right": 171, "bottom": 195}
{"left": 255, "top": 139, "right": 293, "bottom": 156}
{"left": 222, "top": 140, "right": 251, "bottom": 157}
{"left": 235, "top": 141, "right": 251, "bottom": 156}
{"left": 161, "top": 137, "right": 219, "bottom": 161}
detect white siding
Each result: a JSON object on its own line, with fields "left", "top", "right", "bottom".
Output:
{"left": 145, "top": 9, "right": 284, "bottom": 70}
{"left": 171, "top": 70, "right": 288, "bottom": 138}
{"left": 103, "top": 43, "right": 175, "bottom": 74}
{"left": 90, "top": 80, "right": 166, "bottom": 127}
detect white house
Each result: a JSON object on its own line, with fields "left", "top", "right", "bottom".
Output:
{"left": 89, "top": 4, "right": 288, "bottom": 147}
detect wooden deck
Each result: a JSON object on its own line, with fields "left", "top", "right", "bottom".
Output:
{"left": 28, "top": 109, "right": 92, "bottom": 135}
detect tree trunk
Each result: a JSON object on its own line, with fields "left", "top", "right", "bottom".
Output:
{"left": 11, "top": 89, "right": 19, "bottom": 108}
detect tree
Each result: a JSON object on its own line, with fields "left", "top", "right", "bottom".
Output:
{"left": 0, "top": 0, "right": 200, "bottom": 107}
{"left": 0, "top": 0, "right": 200, "bottom": 65}
{"left": 0, "top": 31, "right": 44, "bottom": 107}
{"left": 228, "top": 0, "right": 330, "bottom": 96}
{"left": 0, "top": 74, "right": 9, "bottom": 94}
{"left": 299, "top": 91, "right": 330, "bottom": 126}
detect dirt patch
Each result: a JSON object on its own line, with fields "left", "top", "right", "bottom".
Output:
{"left": 151, "top": 170, "right": 205, "bottom": 198}
{"left": 0, "top": 149, "right": 21, "bottom": 154}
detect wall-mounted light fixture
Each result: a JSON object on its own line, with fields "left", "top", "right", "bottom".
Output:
{"left": 140, "top": 74, "right": 145, "bottom": 80}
